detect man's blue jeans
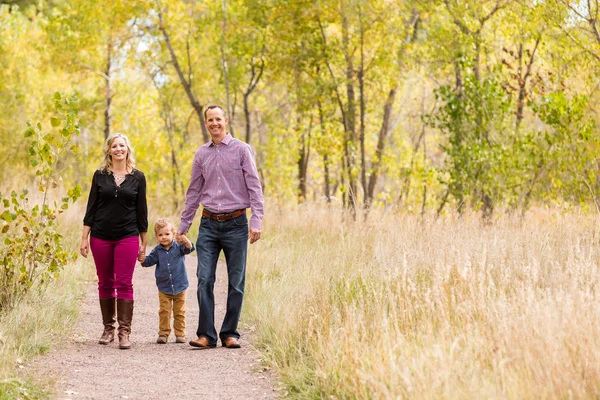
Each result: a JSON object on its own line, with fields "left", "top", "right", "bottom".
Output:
{"left": 195, "top": 213, "right": 248, "bottom": 344}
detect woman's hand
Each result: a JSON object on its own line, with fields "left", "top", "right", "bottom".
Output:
{"left": 137, "top": 246, "right": 145, "bottom": 263}
{"left": 80, "top": 226, "right": 91, "bottom": 258}
{"left": 80, "top": 238, "right": 89, "bottom": 258}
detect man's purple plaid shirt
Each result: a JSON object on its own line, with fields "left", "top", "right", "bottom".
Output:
{"left": 178, "top": 133, "right": 264, "bottom": 233}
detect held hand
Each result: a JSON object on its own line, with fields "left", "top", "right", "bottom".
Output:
{"left": 249, "top": 227, "right": 261, "bottom": 244}
{"left": 176, "top": 232, "right": 188, "bottom": 244}
{"left": 80, "top": 238, "right": 89, "bottom": 258}
{"left": 138, "top": 245, "right": 145, "bottom": 263}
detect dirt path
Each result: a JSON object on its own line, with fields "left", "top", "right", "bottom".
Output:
{"left": 35, "top": 254, "right": 279, "bottom": 400}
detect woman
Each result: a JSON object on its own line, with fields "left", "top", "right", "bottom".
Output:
{"left": 80, "top": 133, "right": 148, "bottom": 349}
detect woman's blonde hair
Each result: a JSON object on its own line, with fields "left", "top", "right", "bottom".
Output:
{"left": 99, "top": 133, "right": 136, "bottom": 172}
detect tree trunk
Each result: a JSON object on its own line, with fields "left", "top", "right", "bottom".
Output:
{"left": 220, "top": 0, "right": 234, "bottom": 136}
{"left": 103, "top": 42, "right": 112, "bottom": 139}
{"left": 243, "top": 51, "right": 265, "bottom": 143}
{"left": 342, "top": 9, "right": 357, "bottom": 216}
{"left": 318, "top": 103, "right": 331, "bottom": 203}
{"left": 366, "top": 88, "right": 396, "bottom": 209}
{"left": 243, "top": 94, "right": 251, "bottom": 143}
{"left": 358, "top": 10, "right": 367, "bottom": 203}
{"left": 515, "top": 35, "right": 541, "bottom": 133}
{"left": 297, "top": 115, "right": 312, "bottom": 203}
{"left": 297, "top": 115, "right": 307, "bottom": 203}
{"left": 158, "top": 11, "right": 209, "bottom": 142}
{"left": 453, "top": 59, "right": 465, "bottom": 214}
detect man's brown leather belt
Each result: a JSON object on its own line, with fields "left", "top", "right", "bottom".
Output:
{"left": 202, "top": 208, "right": 246, "bottom": 222}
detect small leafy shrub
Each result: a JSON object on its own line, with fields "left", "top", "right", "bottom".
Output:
{"left": 0, "top": 92, "right": 82, "bottom": 310}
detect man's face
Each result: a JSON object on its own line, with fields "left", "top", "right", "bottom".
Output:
{"left": 204, "top": 108, "right": 228, "bottom": 139}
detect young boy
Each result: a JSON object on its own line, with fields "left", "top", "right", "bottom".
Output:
{"left": 140, "top": 218, "right": 194, "bottom": 344}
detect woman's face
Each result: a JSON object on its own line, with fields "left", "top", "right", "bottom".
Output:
{"left": 110, "top": 137, "right": 128, "bottom": 162}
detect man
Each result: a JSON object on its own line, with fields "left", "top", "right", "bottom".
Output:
{"left": 177, "top": 105, "right": 264, "bottom": 349}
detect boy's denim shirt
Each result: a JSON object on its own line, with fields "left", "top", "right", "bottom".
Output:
{"left": 141, "top": 240, "right": 194, "bottom": 295}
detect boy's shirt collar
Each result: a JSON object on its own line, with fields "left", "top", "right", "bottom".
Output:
{"left": 159, "top": 240, "right": 176, "bottom": 251}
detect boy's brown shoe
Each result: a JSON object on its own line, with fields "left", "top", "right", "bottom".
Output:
{"left": 175, "top": 336, "right": 186, "bottom": 343}
{"left": 189, "top": 336, "right": 216, "bottom": 349}
{"left": 223, "top": 337, "right": 241, "bottom": 349}
{"left": 156, "top": 335, "right": 168, "bottom": 344}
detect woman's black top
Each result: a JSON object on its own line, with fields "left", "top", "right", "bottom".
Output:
{"left": 83, "top": 169, "right": 148, "bottom": 240}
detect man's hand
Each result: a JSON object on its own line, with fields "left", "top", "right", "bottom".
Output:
{"left": 249, "top": 227, "right": 261, "bottom": 244}
{"left": 179, "top": 233, "right": 193, "bottom": 249}
{"left": 176, "top": 232, "right": 188, "bottom": 244}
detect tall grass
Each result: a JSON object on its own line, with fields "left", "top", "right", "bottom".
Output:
{"left": 0, "top": 204, "right": 92, "bottom": 399}
{"left": 245, "top": 205, "right": 600, "bottom": 398}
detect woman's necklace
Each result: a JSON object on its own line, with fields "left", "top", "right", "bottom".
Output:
{"left": 111, "top": 171, "right": 127, "bottom": 186}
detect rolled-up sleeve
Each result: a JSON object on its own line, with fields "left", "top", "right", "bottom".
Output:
{"left": 241, "top": 145, "right": 264, "bottom": 230}
{"left": 141, "top": 246, "right": 159, "bottom": 267}
{"left": 179, "top": 150, "right": 205, "bottom": 233}
{"left": 83, "top": 171, "right": 99, "bottom": 227}
{"left": 136, "top": 172, "right": 148, "bottom": 233}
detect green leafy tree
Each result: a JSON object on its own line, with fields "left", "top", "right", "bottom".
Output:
{"left": 428, "top": 70, "right": 513, "bottom": 217}
{"left": 529, "top": 92, "right": 600, "bottom": 211}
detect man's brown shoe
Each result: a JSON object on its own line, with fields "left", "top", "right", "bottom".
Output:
{"left": 189, "top": 336, "right": 216, "bottom": 349}
{"left": 223, "top": 337, "right": 241, "bottom": 349}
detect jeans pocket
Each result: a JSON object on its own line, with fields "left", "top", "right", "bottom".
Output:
{"left": 232, "top": 214, "right": 248, "bottom": 227}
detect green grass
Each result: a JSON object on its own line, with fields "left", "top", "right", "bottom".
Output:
{"left": 0, "top": 257, "right": 93, "bottom": 399}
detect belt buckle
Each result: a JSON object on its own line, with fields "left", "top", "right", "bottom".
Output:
{"left": 216, "top": 214, "right": 226, "bottom": 222}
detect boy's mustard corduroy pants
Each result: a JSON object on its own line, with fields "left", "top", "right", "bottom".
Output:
{"left": 158, "top": 290, "right": 186, "bottom": 337}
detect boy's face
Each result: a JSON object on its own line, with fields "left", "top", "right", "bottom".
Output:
{"left": 156, "top": 225, "right": 174, "bottom": 247}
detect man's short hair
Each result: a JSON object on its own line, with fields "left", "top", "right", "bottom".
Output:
{"left": 154, "top": 218, "right": 175, "bottom": 235}
{"left": 204, "top": 105, "right": 227, "bottom": 120}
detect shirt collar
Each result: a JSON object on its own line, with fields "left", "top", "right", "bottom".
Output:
{"left": 159, "top": 240, "right": 175, "bottom": 251}
{"left": 209, "top": 133, "right": 232, "bottom": 147}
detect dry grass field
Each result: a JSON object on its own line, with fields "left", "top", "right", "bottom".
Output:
{"left": 245, "top": 206, "right": 600, "bottom": 399}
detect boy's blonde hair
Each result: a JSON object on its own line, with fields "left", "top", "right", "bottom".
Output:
{"left": 154, "top": 218, "right": 175, "bottom": 235}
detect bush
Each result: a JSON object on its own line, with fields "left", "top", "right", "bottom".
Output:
{"left": 0, "top": 92, "right": 82, "bottom": 310}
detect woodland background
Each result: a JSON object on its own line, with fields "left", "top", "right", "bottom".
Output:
{"left": 5, "top": 1, "right": 600, "bottom": 398}
{"left": 3, "top": 0, "right": 600, "bottom": 217}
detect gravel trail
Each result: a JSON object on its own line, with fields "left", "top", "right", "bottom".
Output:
{"left": 35, "top": 253, "right": 279, "bottom": 400}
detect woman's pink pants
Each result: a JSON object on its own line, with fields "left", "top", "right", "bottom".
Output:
{"left": 90, "top": 236, "right": 139, "bottom": 300}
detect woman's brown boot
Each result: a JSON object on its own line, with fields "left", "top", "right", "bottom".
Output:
{"left": 117, "top": 299, "right": 134, "bottom": 349}
{"left": 98, "top": 297, "right": 116, "bottom": 345}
